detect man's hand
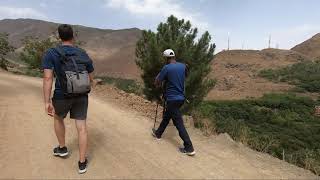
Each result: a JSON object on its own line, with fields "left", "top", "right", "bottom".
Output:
{"left": 45, "top": 102, "right": 55, "bottom": 117}
{"left": 43, "top": 69, "right": 54, "bottom": 117}
{"left": 91, "top": 79, "right": 97, "bottom": 89}
{"left": 89, "top": 73, "right": 95, "bottom": 87}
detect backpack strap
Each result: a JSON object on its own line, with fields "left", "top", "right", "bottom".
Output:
{"left": 70, "top": 57, "right": 80, "bottom": 79}
{"left": 54, "top": 46, "right": 67, "bottom": 62}
{"left": 54, "top": 46, "right": 80, "bottom": 79}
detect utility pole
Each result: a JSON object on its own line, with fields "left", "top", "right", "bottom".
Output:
{"left": 268, "top": 34, "right": 271, "bottom": 49}
{"left": 227, "top": 32, "right": 230, "bottom": 51}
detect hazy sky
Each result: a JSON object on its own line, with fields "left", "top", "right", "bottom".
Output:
{"left": 0, "top": 0, "right": 319, "bottom": 52}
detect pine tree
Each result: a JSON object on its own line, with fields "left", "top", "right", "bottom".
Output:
{"left": 136, "top": 15, "right": 216, "bottom": 110}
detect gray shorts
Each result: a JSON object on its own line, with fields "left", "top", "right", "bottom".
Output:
{"left": 52, "top": 95, "right": 88, "bottom": 120}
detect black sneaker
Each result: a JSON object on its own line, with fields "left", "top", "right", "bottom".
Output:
{"left": 179, "top": 147, "right": 196, "bottom": 156}
{"left": 53, "top": 146, "right": 69, "bottom": 157}
{"left": 78, "top": 159, "right": 88, "bottom": 174}
{"left": 152, "top": 128, "right": 161, "bottom": 140}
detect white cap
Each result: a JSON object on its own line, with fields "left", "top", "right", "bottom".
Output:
{"left": 163, "top": 49, "right": 175, "bottom": 57}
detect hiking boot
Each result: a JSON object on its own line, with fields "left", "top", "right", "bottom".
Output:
{"left": 152, "top": 128, "right": 161, "bottom": 140}
{"left": 53, "top": 146, "right": 69, "bottom": 157}
{"left": 179, "top": 147, "right": 196, "bottom": 156}
{"left": 78, "top": 158, "right": 88, "bottom": 174}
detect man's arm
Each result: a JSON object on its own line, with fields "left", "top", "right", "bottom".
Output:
{"left": 154, "top": 74, "right": 162, "bottom": 88}
{"left": 43, "top": 69, "right": 54, "bottom": 116}
{"left": 89, "top": 72, "right": 95, "bottom": 87}
{"left": 154, "top": 66, "right": 167, "bottom": 88}
{"left": 83, "top": 51, "right": 95, "bottom": 87}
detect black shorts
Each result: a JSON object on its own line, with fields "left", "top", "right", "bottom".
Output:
{"left": 52, "top": 95, "right": 88, "bottom": 120}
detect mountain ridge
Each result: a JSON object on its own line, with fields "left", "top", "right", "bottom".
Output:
{"left": 0, "top": 18, "right": 142, "bottom": 79}
{"left": 291, "top": 33, "right": 320, "bottom": 60}
{"left": 1, "top": 18, "right": 319, "bottom": 98}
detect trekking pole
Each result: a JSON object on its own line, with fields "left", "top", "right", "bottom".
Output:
{"left": 153, "top": 102, "right": 159, "bottom": 129}
{"left": 162, "top": 98, "right": 166, "bottom": 117}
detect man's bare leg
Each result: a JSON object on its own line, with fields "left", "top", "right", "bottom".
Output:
{"left": 54, "top": 115, "right": 66, "bottom": 147}
{"left": 75, "top": 120, "right": 87, "bottom": 162}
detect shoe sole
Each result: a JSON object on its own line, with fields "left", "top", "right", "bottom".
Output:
{"left": 53, "top": 152, "right": 69, "bottom": 157}
{"left": 186, "top": 151, "right": 196, "bottom": 156}
{"left": 79, "top": 158, "right": 89, "bottom": 174}
{"left": 180, "top": 151, "right": 196, "bottom": 156}
{"left": 79, "top": 168, "right": 87, "bottom": 174}
{"left": 151, "top": 129, "right": 161, "bottom": 140}
{"left": 179, "top": 148, "right": 196, "bottom": 156}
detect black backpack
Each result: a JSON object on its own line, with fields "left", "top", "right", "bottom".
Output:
{"left": 54, "top": 46, "right": 91, "bottom": 97}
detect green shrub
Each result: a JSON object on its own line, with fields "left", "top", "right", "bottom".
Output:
{"left": 196, "top": 93, "right": 320, "bottom": 174}
{"left": 10, "top": 66, "right": 43, "bottom": 77}
{"left": 24, "top": 68, "right": 43, "bottom": 77}
{"left": 98, "top": 76, "right": 142, "bottom": 95}
{"left": 0, "top": 33, "right": 14, "bottom": 57}
{"left": 20, "top": 37, "right": 58, "bottom": 69}
{"left": 0, "top": 58, "right": 8, "bottom": 70}
{"left": 259, "top": 61, "right": 320, "bottom": 93}
{"left": 0, "top": 33, "right": 14, "bottom": 71}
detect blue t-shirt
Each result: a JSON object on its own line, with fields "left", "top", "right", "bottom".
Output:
{"left": 157, "top": 62, "right": 186, "bottom": 101}
{"left": 42, "top": 45, "right": 94, "bottom": 99}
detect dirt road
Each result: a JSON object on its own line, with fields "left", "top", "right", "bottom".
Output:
{"left": 0, "top": 71, "right": 316, "bottom": 179}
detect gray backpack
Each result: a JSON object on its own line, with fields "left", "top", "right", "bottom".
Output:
{"left": 54, "top": 46, "right": 91, "bottom": 97}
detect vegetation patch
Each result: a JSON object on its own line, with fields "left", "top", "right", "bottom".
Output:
{"left": 196, "top": 93, "right": 320, "bottom": 174}
{"left": 0, "top": 58, "right": 8, "bottom": 70}
{"left": 97, "top": 76, "right": 142, "bottom": 95}
{"left": 259, "top": 61, "right": 320, "bottom": 93}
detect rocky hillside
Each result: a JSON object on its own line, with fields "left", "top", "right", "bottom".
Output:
{"left": 207, "top": 48, "right": 311, "bottom": 100}
{"left": 291, "top": 33, "right": 320, "bottom": 60}
{"left": 0, "top": 18, "right": 142, "bottom": 79}
{"left": 207, "top": 32, "right": 320, "bottom": 100}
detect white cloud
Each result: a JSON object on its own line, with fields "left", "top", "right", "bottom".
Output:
{"left": 0, "top": 6, "right": 48, "bottom": 20}
{"left": 105, "top": 0, "right": 209, "bottom": 31}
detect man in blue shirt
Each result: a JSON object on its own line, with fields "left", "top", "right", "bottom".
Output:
{"left": 42, "top": 24, "right": 94, "bottom": 174}
{"left": 152, "top": 49, "right": 195, "bottom": 156}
